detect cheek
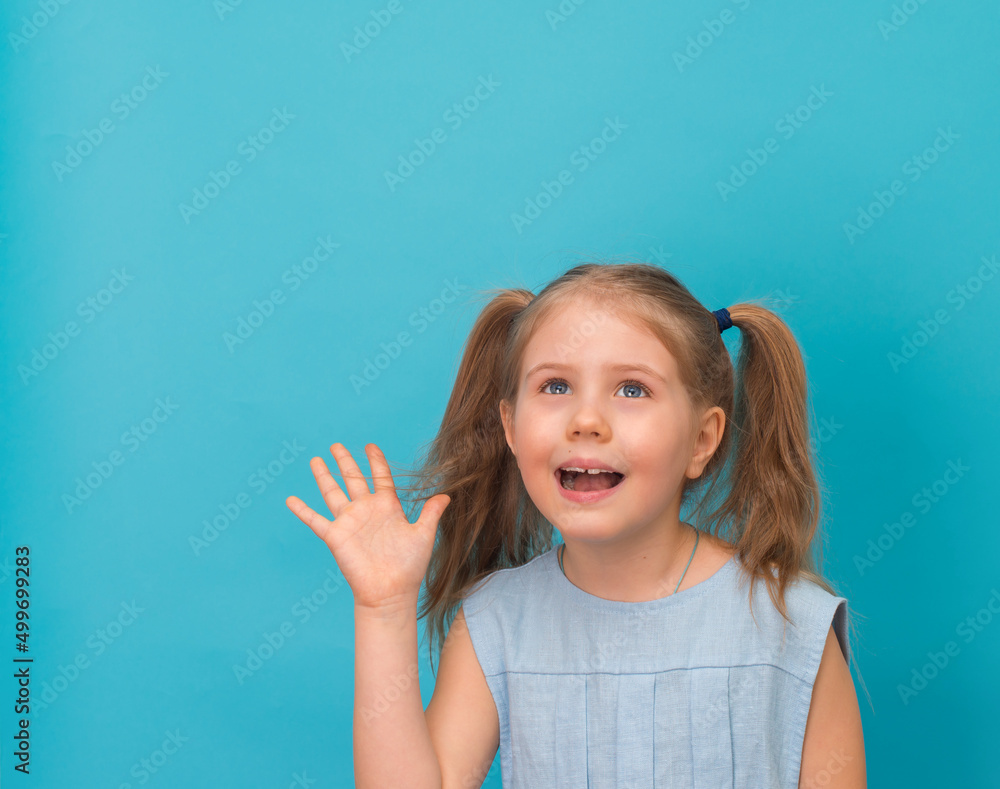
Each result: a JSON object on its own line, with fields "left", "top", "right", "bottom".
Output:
{"left": 617, "top": 429, "right": 689, "bottom": 476}
{"left": 508, "top": 420, "right": 547, "bottom": 468}
{"left": 514, "top": 407, "right": 560, "bottom": 446}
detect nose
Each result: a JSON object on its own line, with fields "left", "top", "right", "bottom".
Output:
{"left": 566, "top": 400, "right": 611, "bottom": 439}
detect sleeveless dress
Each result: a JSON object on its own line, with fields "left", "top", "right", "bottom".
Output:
{"left": 461, "top": 544, "right": 850, "bottom": 789}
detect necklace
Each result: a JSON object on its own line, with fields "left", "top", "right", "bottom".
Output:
{"left": 557, "top": 524, "right": 701, "bottom": 596}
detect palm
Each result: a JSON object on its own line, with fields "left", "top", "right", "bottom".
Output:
{"left": 321, "top": 487, "right": 432, "bottom": 603}
{"left": 286, "top": 443, "right": 450, "bottom": 610}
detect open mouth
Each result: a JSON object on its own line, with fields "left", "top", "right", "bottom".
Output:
{"left": 557, "top": 467, "right": 625, "bottom": 492}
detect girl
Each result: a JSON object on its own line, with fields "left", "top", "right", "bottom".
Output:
{"left": 286, "top": 262, "right": 868, "bottom": 788}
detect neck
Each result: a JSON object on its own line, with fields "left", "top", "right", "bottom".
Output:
{"left": 559, "top": 522, "right": 700, "bottom": 602}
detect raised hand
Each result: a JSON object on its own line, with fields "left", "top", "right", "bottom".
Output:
{"left": 286, "top": 443, "right": 450, "bottom": 612}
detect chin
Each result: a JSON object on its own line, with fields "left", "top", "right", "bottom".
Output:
{"left": 549, "top": 521, "right": 627, "bottom": 543}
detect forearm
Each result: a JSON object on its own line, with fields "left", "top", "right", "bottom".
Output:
{"left": 353, "top": 599, "right": 441, "bottom": 789}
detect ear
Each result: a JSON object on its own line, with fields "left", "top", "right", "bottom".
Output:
{"left": 686, "top": 405, "right": 725, "bottom": 479}
{"left": 499, "top": 399, "right": 515, "bottom": 455}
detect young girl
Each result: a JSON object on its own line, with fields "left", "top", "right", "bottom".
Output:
{"left": 287, "top": 262, "right": 868, "bottom": 788}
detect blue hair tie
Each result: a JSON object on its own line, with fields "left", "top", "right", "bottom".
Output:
{"left": 712, "top": 308, "right": 733, "bottom": 333}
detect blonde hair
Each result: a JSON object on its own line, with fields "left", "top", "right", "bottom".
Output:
{"left": 387, "top": 261, "right": 865, "bottom": 702}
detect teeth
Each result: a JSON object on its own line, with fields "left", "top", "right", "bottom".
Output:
{"left": 559, "top": 466, "right": 623, "bottom": 491}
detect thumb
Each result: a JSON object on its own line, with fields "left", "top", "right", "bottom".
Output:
{"left": 415, "top": 493, "right": 451, "bottom": 535}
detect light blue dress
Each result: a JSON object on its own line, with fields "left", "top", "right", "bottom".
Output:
{"left": 461, "top": 544, "right": 850, "bottom": 789}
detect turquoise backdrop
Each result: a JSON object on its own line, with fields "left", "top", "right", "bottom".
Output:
{"left": 2, "top": 0, "right": 998, "bottom": 786}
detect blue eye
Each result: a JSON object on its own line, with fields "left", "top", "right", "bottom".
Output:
{"left": 540, "top": 378, "right": 569, "bottom": 395}
{"left": 618, "top": 380, "right": 650, "bottom": 398}
{"left": 538, "top": 378, "right": 651, "bottom": 397}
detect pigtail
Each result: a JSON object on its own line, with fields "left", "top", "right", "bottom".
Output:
{"left": 402, "top": 287, "right": 554, "bottom": 675}
{"left": 691, "top": 302, "right": 867, "bottom": 702}
{"left": 708, "top": 304, "right": 821, "bottom": 624}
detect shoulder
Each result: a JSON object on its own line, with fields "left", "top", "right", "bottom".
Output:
{"left": 462, "top": 548, "right": 553, "bottom": 615}
{"left": 777, "top": 574, "right": 851, "bottom": 689}
{"left": 723, "top": 555, "right": 850, "bottom": 681}
{"left": 782, "top": 573, "right": 851, "bottom": 667}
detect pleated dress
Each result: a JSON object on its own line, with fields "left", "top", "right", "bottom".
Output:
{"left": 461, "top": 544, "right": 850, "bottom": 789}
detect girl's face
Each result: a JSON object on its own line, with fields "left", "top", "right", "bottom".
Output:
{"left": 499, "top": 301, "right": 724, "bottom": 547}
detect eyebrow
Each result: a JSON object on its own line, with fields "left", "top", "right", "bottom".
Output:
{"left": 524, "top": 361, "right": 668, "bottom": 385}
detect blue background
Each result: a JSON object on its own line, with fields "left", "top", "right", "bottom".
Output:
{"left": 2, "top": 0, "right": 998, "bottom": 786}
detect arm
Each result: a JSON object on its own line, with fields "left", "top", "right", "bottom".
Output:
{"left": 798, "top": 626, "right": 867, "bottom": 788}
{"left": 354, "top": 596, "right": 442, "bottom": 789}
{"left": 425, "top": 606, "right": 501, "bottom": 789}
{"left": 284, "top": 443, "right": 454, "bottom": 788}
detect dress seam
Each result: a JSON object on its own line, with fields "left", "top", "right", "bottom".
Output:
{"left": 727, "top": 667, "right": 735, "bottom": 789}
{"left": 585, "top": 678, "right": 590, "bottom": 789}
{"left": 487, "top": 661, "right": 812, "bottom": 683}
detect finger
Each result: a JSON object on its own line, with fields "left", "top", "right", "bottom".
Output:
{"left": 415, "top": 493, "right": 451, "bottom": 539}
{"left": 330, "top": 443, "right": 371, "bottom": 501}
{"left": 285, "top": 495, "right": 334, "bottom": 543}
{"left": 365, "top": 443, "right": 398, "bottom": 495}
{"left": 310, "top": 456, "right": 349, "bottom": 517}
